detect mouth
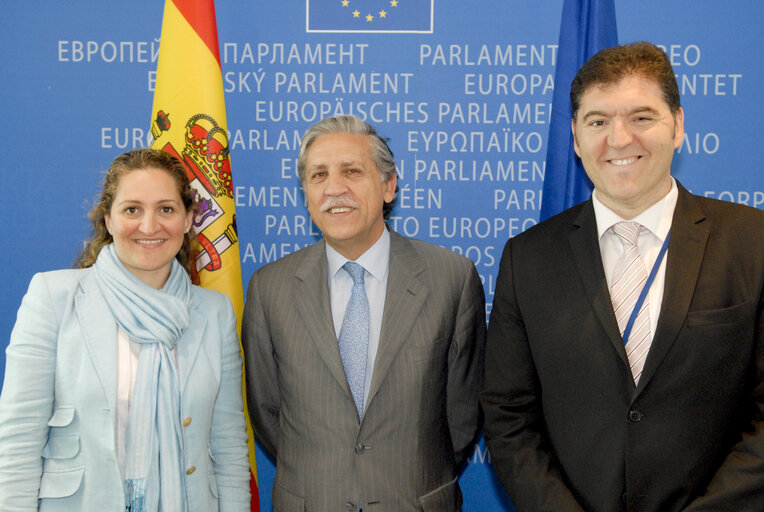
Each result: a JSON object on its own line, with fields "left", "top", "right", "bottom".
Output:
{"left": 134, "top": 239, "right": 167, "bottom": 247}
{"left": 608, "top": 156, "right": 641, "bottom": 166}
{"left": 327, "top": 206, "right": 354, "bottom": 214}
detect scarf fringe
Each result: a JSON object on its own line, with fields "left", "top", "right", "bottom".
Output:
{"left": 125, "top": 478, "right": 146, "bottom": 512}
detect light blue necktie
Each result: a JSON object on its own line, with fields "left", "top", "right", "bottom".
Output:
{"left": 338, "top": 261, "right": 370, "bottom": 418}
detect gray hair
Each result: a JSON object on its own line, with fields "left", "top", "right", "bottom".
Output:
{"left": 297, "top": 115, "right": 398, "bottom": 218}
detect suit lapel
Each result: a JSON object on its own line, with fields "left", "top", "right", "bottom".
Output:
{"left": 636, "top": 185, "right": 708, "bottom": 393}
{"left": 76, "top": 270, "right": 118, "bottom": 414}
{"left": 367, "top": 231, "right": 429, "bottom": 406}
{"left": 294, "top": 241, "right": 354, "bottom": 399}
{"left": 568, "top": 202, "right": 630, "bottom": 367}
{"left": 177, "top": 312, "right": 206, "bottom": 392}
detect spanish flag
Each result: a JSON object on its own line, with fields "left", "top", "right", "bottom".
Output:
{"left": 150, "top": 1, "right": 259, "bottom": 508}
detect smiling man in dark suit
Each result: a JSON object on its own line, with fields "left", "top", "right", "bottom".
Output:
{"left": 482, "top": 42, "right": 764, "bottom": 511}
{"left": 242, "top": 115, "right": 485, "bottom": 511}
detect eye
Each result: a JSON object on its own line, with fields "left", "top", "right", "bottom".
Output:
{"left": 124, "top": 206, "right": 139, "bottom": 215}
{"left": 589, "top": 120, "right": 605, "bottom": 128}
{"left": 160, "top": 206, "right": 175, "bottom": 214}
{"left": 310, "top": 170, "right": 327, "bottom": 181}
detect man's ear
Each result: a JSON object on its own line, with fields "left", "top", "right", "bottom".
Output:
{"left": 571, "top": 118, "right": 581, "bottom": 157}
{"left": 672, "top": 107, "right": 685, "bottom": 149}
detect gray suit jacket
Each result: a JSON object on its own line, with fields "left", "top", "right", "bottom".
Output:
{"left": 242, "top": 229, "right": 485, "bottom": 511}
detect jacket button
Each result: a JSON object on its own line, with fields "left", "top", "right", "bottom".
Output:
{"left": 186, "top": 466, "right": 196, "bottom": 475}
{"left": 355, "top": 442, "right": 372, "bottom": 454}
{"left": 183, "top": 417, "right": 192, "bottom": 427}
{"left": 629, "top": 410, "right": 643, "bottom": 422}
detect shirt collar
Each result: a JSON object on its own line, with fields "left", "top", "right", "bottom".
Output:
{"left": 326, "top": 227, "right": 391, "bottom": 283}
{"left": 593, "top": 177, "right": 678, "bottom": 242}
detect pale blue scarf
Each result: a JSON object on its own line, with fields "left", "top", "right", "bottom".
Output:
{"left": 94, "top": 244, "right": 191, "bottom": 512}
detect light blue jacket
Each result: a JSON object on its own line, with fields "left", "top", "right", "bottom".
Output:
{"left": 0, "top": 268, "right": 251, "bottom": 511}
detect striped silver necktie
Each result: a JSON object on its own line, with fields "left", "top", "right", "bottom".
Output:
{"left": 610, "top": 221, "right": 651, "bottom": 384}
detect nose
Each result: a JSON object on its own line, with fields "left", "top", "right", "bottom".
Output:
{"left": 324, "top": 170, "right": 348, "bottom": 196}
{"left": 608, "top": 119, "right": 633, "bottom": 148}
{"left": 139, "top": 211, "right": 159, "bottom": 234}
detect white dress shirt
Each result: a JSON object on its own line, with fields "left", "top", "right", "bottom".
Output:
{"left": 116, "top": 325, "right": 138, "bottom": 477}
{"left": 593, "top": 178, "right": 678, "bottom": 336}
{"left": 326, "top": 228, "right": 390, "bottom": 415}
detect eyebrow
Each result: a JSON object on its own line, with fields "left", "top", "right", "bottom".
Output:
{"left": 309, "top": 160, "right": 364, "bottom": 171}
{"left": 581, "top": 105, "right": 661, "bottom": 122}
{"left": 115, "top": 198, "right": 181, "bottom": 206}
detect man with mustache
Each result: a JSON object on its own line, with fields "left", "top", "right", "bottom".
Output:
{"left": 242, "top": 115, "right": 485, "bottom": 511}
{"left": 482, "top": 42, "right": 764, "bottom": 511}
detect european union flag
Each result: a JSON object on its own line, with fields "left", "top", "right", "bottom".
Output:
{"left": 539, "top": 0, "right": 618, "bottom": 221}
{"left": 307, "top": 0, "right": 433, "bottom": 33}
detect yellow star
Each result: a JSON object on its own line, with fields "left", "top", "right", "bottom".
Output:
{"left": 366, "top": 13, "right": 374, "bottom": 21}
{"left": 353, "top": 9, "right": 360, "bottom": 17}
{"left": 390, "top": 0, "right": 398, "bottom": 6}
{"left": 341, "top": 0, "right": 349, "bottom": 6}
{"left": 379, "top": 10, "right": 387, "bottom": 18}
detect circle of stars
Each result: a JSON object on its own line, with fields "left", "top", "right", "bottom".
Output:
{"left": 341, "top": 0, "right": 398, "bottom": 23}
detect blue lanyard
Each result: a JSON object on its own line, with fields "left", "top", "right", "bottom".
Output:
{"left": 621, "top": 229, "right": 671, "bottom": 345}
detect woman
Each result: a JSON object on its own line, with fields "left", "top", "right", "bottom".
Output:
{"left": 0, "top": 149, "right": 250, "bottom": 511}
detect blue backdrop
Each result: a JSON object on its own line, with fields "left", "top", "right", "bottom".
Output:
{"left": 1, "top": 2, "right": 762, "bottom": 510}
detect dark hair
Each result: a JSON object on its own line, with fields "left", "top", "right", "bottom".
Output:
{"left": 75, "top": 148, "right": 200, "bottom": 282}
{"left": 297, "top": 115, "right": 398, "bottom": 219}
{"left": 570, "top": 41, "right": 681, "bottom": 119}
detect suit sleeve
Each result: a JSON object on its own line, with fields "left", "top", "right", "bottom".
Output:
{"left": 208, "top": 296, "right": 252, "bottom": 511}
{"left": 480, "top": 241, "right": 586, "bottom": 512}
{"left": 241, "top": 272, "right": 281, "bottom": 459}
{"left": 446, "top": 262, "right": 486, "bottom": 468}
{"left": 0, "top": 273, "right": 58, "bottom": 511}
{"left": 683, "top": 288, "right": 764, "bottom": 511}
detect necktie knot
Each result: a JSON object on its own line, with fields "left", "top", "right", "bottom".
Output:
{"left": 612, "top": 221, "right": 643, "bottom": 248}
{"left": 343, "top": 261, "right": 366, "bottom": 285}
